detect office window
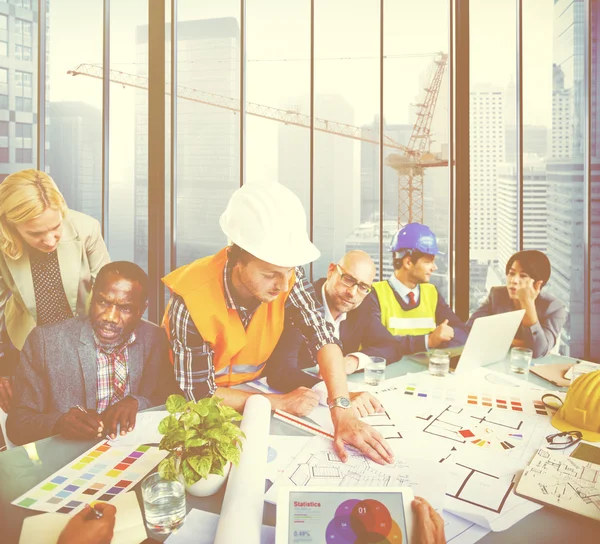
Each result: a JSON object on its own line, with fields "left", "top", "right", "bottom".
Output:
{"left": 15, "top": 70, "right": 33, "bottom": 112}
{"left": 0, "top": 120, "right": 8, "bottom": 164}
{"left": 0, "top": 67, "right": 8, "bottom": 110}
{"left": 173, "top": 0, "right": 240, "bottom": 269}
{"left": 383, "top": 0, "right": 450, "bottom": 296}
{"left": 45, "top": 0, "right": 103, "bottom": 223}
{"left": 12, "top": 0, "right": 32, "bottom": 9}
{"left": 312, "top": 0, "right": 379, "bottom": 279}
{"left": 591, "top": 0, "right": 600, "bottom": 361}
{"left": 15, "top": 122, "right": 33, "bottom": 163}
{"left": 15, "top": 44, "right": 32, "bottom": 61}
{"left": 469, "top": 0, "right": 517, "bottom": 313}
{"left": 108, "top": 0, "right": 148, "bottom": 266}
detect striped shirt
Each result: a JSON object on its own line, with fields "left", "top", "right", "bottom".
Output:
{"left": 167, "top": 261, "right": 337, "bottom": 401}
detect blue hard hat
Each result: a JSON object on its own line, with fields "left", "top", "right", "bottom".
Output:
{"left": 390, "top": 223, "right": 439, "bottom": 255}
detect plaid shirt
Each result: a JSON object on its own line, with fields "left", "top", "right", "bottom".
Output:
{"left": 167, "top": 261, "right": 338, "bottom": 401}
{"left": 95, "top": 332, "right": 136, "bottom": 412}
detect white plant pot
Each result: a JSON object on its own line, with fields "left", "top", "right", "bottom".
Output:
{"left": 184, "top": 461, "right": 231, "bottom": 497}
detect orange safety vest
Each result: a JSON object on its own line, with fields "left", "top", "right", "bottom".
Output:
{"left": 162, "top": 247, "right": 295, "bottom": 388}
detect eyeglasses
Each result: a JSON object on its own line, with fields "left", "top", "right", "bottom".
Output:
{"left": 336, "top": 265, "right": 372, "bottom": 295}
{"left": 545, "top": 430, "right": 583, "bottom": 450}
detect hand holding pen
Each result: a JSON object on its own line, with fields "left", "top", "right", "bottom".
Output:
{"left": 57, "top": 503, "right": 116, "bottom": 544}
{"left": 54, "top": 405, "right": 104, "bottom": 441}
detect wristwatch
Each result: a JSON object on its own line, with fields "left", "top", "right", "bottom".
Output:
{"left": 327, "top": 396, "right": 352, "bottom": 410}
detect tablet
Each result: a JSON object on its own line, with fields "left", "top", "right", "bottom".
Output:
{"left": 275, "top": 486, "right": 415, "bottom": 544}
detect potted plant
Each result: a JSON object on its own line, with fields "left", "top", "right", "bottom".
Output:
{"left": 157, "top": 394, "right": 245, "bottom": 497}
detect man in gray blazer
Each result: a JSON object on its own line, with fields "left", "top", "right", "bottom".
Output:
{"left": 7, "top": 261, "right": 179, "bottom": 446}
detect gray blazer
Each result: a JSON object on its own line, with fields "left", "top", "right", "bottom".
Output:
{"left": 467, "top": 286, "right": 567, "bottom": 359}
{"left": 7, "top": 316, "right": 179, "bottom": 446}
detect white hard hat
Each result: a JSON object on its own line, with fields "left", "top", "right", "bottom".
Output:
{"left": 219, "top": 181, "right": 321, "bottom": 267}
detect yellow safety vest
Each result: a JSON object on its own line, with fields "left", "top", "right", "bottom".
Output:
{"left": 372, "top": 281, "right": 438, "bottom": 336}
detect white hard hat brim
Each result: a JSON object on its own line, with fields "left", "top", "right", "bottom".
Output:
{"left": 221, "top": 221, "right": 321, "bottom": 268}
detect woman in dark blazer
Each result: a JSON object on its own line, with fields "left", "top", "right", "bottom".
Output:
{"left": 0, "top": 169, "right": 110, "bottom": 411}
{"left": 467, "top": 250, "right": 567, "bottom": 359}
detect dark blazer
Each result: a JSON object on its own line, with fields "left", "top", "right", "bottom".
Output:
{"left": 265, "top": 278, "right": 409, "bottom": 393}
{"left": 7, "top": 316, "right": 180, "bottom": 446}
{"left": 467, "top": 286, "right": 567, "bottom": 358}
{"left": 362, "top": 280, "right": 469, "bottom": 353}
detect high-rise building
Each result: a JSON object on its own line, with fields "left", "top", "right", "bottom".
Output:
{"left": 495, "top": 156, "right": 548, "bottom": 281}
{"left": 46, "top": 102, "right": 102, "bottom": 220}
{"left": 134, "top": 18, "right": 240, "bottom": 270}
{"left": 0, "top": 3, "right": 38, "bottom": 181}
{"left": 545, "top": 0, "right": 589, "bottom": 356}
{"left": 359, "top": 117, "right": 412, "bottom": 224}
{"left": 470, "top": 87, "right": 505, "bottom": 263}
{"left": 505, "top": 125, "right": 548, "bottom": 162}
{"left": 278, "top": 94, "right": 355, "bottom": 279}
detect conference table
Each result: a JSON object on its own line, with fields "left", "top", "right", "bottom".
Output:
{"left": 1, "top": 353, "right": 599, "bottom": 543}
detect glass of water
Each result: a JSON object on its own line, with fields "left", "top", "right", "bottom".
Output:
{"left": 141, "top": 472, "right": 186, "bottom": 534}
{"left": 509, "top": 347, "right": 533, "bottom": 375}
{"left": 429, "top": 350, "right": 450, "bottom": 377}
{"left": 364, "top": 356, "right": 386, "bottom": 386}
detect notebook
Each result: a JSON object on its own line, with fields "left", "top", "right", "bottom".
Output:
{"left": 515, "top": 448, "right": 600, "bottom": 521}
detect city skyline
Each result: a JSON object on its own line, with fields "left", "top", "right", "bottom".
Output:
{"left": 0, "top": 0, "right": 596, "bottom": 358}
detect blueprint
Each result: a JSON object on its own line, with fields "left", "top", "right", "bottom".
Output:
{"left": 516, "top": 448, "right": 600, "bottom": 521}
{"left": 263, "top": 436, "right": 447, "bottom": 511}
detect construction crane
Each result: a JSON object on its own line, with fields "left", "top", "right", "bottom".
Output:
{"left": 68, "top": 59, "right": 448, "bottom": 225}
{"left": 386, "top": 52, "right": 448, "bottom": 225}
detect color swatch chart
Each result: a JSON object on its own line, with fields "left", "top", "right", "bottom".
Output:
{"left": 401, "top": 383, "right": 550, "bottom": 416}
{"left": 12, "top": 441, "right": 168, "bottom": 514}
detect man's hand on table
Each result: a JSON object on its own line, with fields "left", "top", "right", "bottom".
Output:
{"left": 331, "top": 407, "right": 394, "bottom": 465}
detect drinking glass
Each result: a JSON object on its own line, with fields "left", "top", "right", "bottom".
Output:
{"left": 364, "top": 357, "right": 386, "bottom": 386}
{"left": 509, "top": 347, "right": 533, "bottom": 375}
{"left": 429, "top": 350, "right": 450, "bottom": 377}
{"left": 141, "top": 472, "right": 186, "bottom": 534}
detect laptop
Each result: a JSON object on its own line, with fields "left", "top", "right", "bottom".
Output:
{"left": 409, "top": 309, "right": 526, "bottom": 374}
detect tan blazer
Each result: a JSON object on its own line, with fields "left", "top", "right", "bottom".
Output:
{"left": 0, "top": 210, "right": 110, "bottom": 351}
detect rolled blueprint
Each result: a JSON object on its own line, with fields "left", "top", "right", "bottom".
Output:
{"left": 214, "top": 394, "right": 271, "bottom": 544}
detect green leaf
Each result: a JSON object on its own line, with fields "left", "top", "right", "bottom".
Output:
{"left": 190, "top": 402, "right": 210, "bottom": 417}
{"left": 166, "top": 394, "right": 188, "bottom": 414}
{"left": 186, "top": 438, "right": 208, "bottom": 449}
{"left": 220, "top": 405, "right": 243, "bottom": 421}
{"left": 158, "top": 456, "right": 178, "bottom": 481}
{"left": 180, "top": 411, "right": 201, "bottom": 429}
{"left": 158, "top": 415, "right": 179, "bottom": 435}
{"left": 188, "top": 454, "right": 213, "bottom": 479}
{"left": 182, "top": 459, "right": 200, "bottom": 486}
{"left": 218, "top": 443, "right": 241, "bottom": 465}
{"left": 204, "top": 428, "right": 225, "bottom": 441}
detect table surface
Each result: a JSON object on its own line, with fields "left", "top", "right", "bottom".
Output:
{"left": 1, "top": 353, "right": 599, "bottom": 543}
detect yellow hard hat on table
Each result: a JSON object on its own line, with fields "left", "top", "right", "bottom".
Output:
{"left": 552, "top": 370, "right": 600, "bottom": 442}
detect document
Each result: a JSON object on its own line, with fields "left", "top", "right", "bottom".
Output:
{"left": 19, "top": 491, "right": 146, "bottom": 544}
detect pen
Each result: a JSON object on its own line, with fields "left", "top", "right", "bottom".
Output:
{"left": 76, "top": 405, "right": 104, "bottom": 437}
{"left": 87, "top": 506, "right": 104, "bottom": 520}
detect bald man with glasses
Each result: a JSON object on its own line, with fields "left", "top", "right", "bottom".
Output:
{"left": 265, "top": 251, "right": 408, "bottom": 413}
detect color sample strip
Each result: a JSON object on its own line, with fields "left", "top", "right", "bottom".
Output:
{"left": 417, "top": 393, "right": 427, "bottom": 398}
{"left": 459, "top": 429, "right": 475, "bottom": 439}
{"left": 509, "top": 433, "right": 523, "bottom": 439}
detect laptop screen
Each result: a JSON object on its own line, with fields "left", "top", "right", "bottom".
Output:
{"left": 287, "top": 490, "right": 409, "bottom": 543}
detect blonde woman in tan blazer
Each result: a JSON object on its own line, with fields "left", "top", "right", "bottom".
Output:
{"left": 0, "top": 169, "right": 110, "bottom": 412}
